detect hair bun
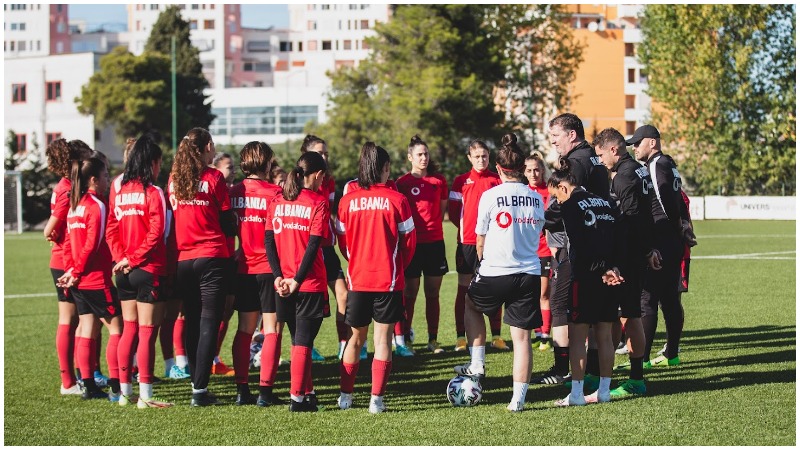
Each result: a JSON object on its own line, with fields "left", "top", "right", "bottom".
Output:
{"left": 557, "top": 157, "right": 572, "bottom": 172}
{"left": 410, "top": 134, "right": 424, "bottom": 146}
{"left": 501, "top": 133, "right": 517, "bottom": 147}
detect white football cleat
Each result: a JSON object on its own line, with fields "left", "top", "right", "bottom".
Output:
{"left": 337, "top": 392, "right": 353, "bottom": 410}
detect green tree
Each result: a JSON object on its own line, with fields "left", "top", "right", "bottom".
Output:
{"left": 639, "top": 4, "right": 796, "bottom": 195}
{"left": 311, "top": 5, "right": 583, "bottom": 185}
{"left": 145, "top": 5, "right": 214, "bottom": 141}
{"left": 76, "top": 47, "right": 171, "bottom": 145}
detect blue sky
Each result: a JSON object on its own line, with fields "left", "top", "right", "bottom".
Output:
{"left": 69, "top": 4, "right": 290, "bottom": 31}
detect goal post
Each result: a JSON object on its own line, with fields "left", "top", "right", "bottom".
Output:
{"left": 4, "top": 170, "right": 23, "bottom": 234}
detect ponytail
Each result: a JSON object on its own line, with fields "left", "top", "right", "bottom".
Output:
{"left": 283, "top": 151, "right": 326, "bottom": 201}
{"left": 172, "top": 127, "right": 211, "bottom": 201}
{"left": 547, "top": 158, "right": 577, "bottom": 188}
{"left": 69, "top": 157, "right": 106, "bottom": 210}
{"left": 496, "top": 133, "right": 525, "bottom": 180}
{"left": 358, "top": 141, "right": 391, "bottom": 189}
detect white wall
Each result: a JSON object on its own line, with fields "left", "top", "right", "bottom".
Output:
{"left": 703, "top": 196, "right": 796, "bottom": 220}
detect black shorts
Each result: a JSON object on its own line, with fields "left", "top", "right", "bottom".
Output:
{"left": 405, "top": 240, "right": 449, "bottom": 278}
{"left": 679, "top": 258, "right": 690, "bottom": 293}
{"left": 71, "top": 286, "right": 121, "bottom": 320}
{"left": 539, "top": 256, "right": 552, "bottom": 277}
{"left": 467, "top": 273, "right": 541, "bottom": 330}
{"left": 550, "top": 249, "right": 572, "bottom": 327}
{"left": 455, "top": 243, "right": 479, "bottom": 275}
{"left": 615, "top": 264, "right": 643, "bottom": 318}
{"left": 276, "top": 291, "right": 327, "bottom": 323}
{"left": 567, "top": 277, "right": 617, "bottom": 324}
{"left": 50, "top": 268, "right": 73, "bottom": 303}
{"left": 345, "top": 291, "right": 404, "bottom": 328}
{"left": 322, "top": 246, "right": 344, "bottom": 283}
{"left": 223, "top": 258, "right": 237, "bottom": 296}
{"left": 234, "top": 273, "right": 276, "bottom": 313}
{"left": 115, "top": 268, "right": 165, "bottom": 303}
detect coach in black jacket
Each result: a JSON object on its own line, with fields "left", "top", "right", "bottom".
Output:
{"left": 627, "top": 124, "right": 690, "bottom": 367}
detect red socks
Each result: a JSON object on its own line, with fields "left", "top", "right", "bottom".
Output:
{"left": 160, "top": 318, "right": 175, "bottom": 360}
{"left": 426, "top": 295, "right": 440, "bottom": 337}
{"left": 455, "top": 285, "right": 468, "bottom": 336}
{"left": 136, "top": 325, "right": 158, "bottom": 384}
{"left": 290, "top": 346, "right": 311, "bottom": 397}
{"left": 173, "top": 317, "right": 186, "bottom": 358}
{"left": 339, "top": 361, "right": 359, "bottom": 393}
{"left": 259, "top": 333, "right": 281, "bottom": 387}
{"left": 232, "top": 330, "right": 252, "bottom": 385}
{"left": 371, "top": 359, "right": 392, "bottom": 396}
{"left": 393, "top": 320, "right": 404, "bottom": 340}
{"left": 541, "top": 309, "right": 552, "bottom": 335}
{"left": 77, "top": 337, "right": 94, "bottom": 380}
{"left": 56, "top": 324, "right": 76, "bottom": 387}
{"left": 118, "top": 320, "right": 138, "bottom": 383}
{"left": 106, "top": 333, "right": 120, "bottom": 380}
{"left": 216, "top": 320, "right": 229, "bottom": 357}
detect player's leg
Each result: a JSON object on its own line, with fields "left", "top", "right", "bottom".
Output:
{"left": 423, "top": 274, "right": 444, "bottom": 353}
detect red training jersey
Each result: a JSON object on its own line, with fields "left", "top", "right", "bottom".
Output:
{"left": 342, "top": 178, "right": 397, "bottom": 196}
{"left": 167, "top": 167, "right": 231, "bottom": 261}
{"left": 396, "top": 172, "right": 448, "bottom": 243}
{"left": 448, "top": 169, "right": 501, "bottom": 245}
{"left": 49, "top": 177, "right": 72, "bottom": 270}
{"left": 63, "top": 189, "right": 113, "bottom": 290}
{"left": 268, "top": 189, "right": 329, "bottom": 293}
{"left": 230, "top": 178, "right": 282, "bottom": 274}
{"left": 316, "top": 175, "right": 337, "bottom": 246}
{"left": 106, "top": 177, "right": 168, "bottom": 275}
{"left": 529, "top": 183, "right": 552, "bottom": 258}
{"left": 336, "top": 183, "right": 416, "bottom": 292}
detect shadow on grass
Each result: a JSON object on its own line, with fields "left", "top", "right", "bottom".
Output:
{"left": 150, "top": 324, "right": 795, "bottom": 408}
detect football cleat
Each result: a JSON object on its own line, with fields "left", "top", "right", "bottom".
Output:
{"left": 427, "top": 340, "right": 445, "bottom": 354}
{"left": 190, "top": 391, "right": 221, "bottom": 407}
{"left": 610, "top": 379, "right": 646, "bottom": 398}
{"left": 453, "top": 362, "right": 485, "bottom": 380}
{"left": 82, "top": 387, "right": 107, "bottom": 400}
{"left": 235, "top": 391, "right": 258, "bottom": 406}
{"left": 565, "top": 374, "right": 599, "bottom": 393}
{"left": 60, "top": 384, "right": 83, "bottom": 396}
{"left": 93, "top": 370, "right": 109, "bottom": 388}
{"left": 394, "top": 344, "right": 415, "bottom": 357}
{"left": 507, "top": 399, "right": 524, "bottom": 412}
{"left": 137, "top": 397, "right": 174, "bottom": 409}
{"left": 211, "top": 360, "right": 235, "bottom": 375}
{"left": 656, "top": 343, "right": 681, "bottom": 356}
{"left": 454, "top": 337, "right": 468, "bottom": 352}
{"left": 368, "top": 396, "right": 387, "bottom": 414}
{"left": 554, "top": 394, "right": 586, "bottom": 407}
{"left": 584, "top": 390, "right": 611, "bottom": 404}
{"left": 337, "top": 392, "right": 353, "bottom": 410}
{"left": 615, "top": 342, "right": 630, "bottom": 355}
{"left": 311, "top": 347, "right": 326, "bottom": 362}
{"left": 118, "top": 393, "right": 138, "bottom": 406}
{"left": 359, "top": 345, "right": 368, "bottom": 361}
{"left": 490, "top": 336, "right": 510, "bottom": 351}
{"left": 538, "top": 339, "right": 552, "bottom": 352}
{"left": 647, "top": 354, "right": 680, "bottom": 367}
{"left": 532, "top": 366, "right": 569, "bottom": 385}
{"left": 168, "top": 365, "right": 191, "bottom": 379}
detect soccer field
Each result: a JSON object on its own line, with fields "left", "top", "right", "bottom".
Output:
{"left": 3, "top": 220, "right": 796, "bottom": 445}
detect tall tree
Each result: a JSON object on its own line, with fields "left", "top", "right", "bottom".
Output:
{"left": 639, "top": 4, "right": 796, "bottom": 195}
{"left": 311, "top": 5, "right": 582, "bottom": 185}
{"left": 77, "top": 46, "right": 172, "bottom": 144}
{"left": 145, "top": 5, "right": 214, "bottom": 141}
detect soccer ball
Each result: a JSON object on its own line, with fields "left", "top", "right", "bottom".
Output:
{"left": 446, "top": 375, "right": 482, "bottom": 407}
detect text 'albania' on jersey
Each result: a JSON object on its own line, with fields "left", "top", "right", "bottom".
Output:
{"left": 475, "top": 182, "right": 545, "bottom": 277}
{"left": 230, "top": 178, "right": 282, "bottom": 275}
{"left": 336, "top": 183, "right": 416, "bottom": 292}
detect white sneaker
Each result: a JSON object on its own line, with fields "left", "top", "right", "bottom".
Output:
{"left": 554, "top": 394, "right": 587, "bottom": 407}
{"left": 60, "top": 384, "right": 83, "bottom": 395}
{"left": 507, "top": 399, "right": 524, "bottom": 412}
{"left": 368, "top": 396, "right": 387, "bottom": 414}
{"left": 337, "top": 392, "right": 353, "bottom": 410}
{"left": 453, "top": 362, "right": 485, "bottom": 379}
{"left": 615, "top": 342, "right": 630, "bottom": 355}
{"left": 656, "top": 343, "right": 680, "bottom": 356}
{"left": 584, "top": 390, "right": 611, "bottom": 404}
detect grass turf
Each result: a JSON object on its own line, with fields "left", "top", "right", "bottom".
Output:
{"left": 3, "top": 220, "right": 796, "bottom": 445}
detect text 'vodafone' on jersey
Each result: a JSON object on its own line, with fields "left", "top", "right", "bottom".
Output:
{"left": 336, "top": 184, "right": 416, "bottom": 292}
{"left": 475, "top": 182, "right": 545, "bottom": 277}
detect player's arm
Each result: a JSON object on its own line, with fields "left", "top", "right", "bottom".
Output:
{"left": 43, "top": 216, "right": 61, "bottom": 242}
{"left": 335, "top": 200, "right": 348, "bottom": 260}
{"left": 476, "top": 234, "right": 485, "bottom": 261}
{"left": 398, "top": 198, "right": 416, "bottom": 268}
{"left": 447, "top": 178, "right": 463, "bottom": 228}
{"left": 474, "top": 192, "right": 491, "bottom": 263}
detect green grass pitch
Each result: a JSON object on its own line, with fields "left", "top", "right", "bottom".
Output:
{"left": 3, "top": 220, "right": 796, "bottom": 445}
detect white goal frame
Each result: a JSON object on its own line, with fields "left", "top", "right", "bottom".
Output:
{"left": 4, "top": 170, "right": 23, "bottom": 234}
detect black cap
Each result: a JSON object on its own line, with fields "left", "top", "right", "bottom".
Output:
{"left": 625, "top": 125, "right": 661, "bottom": 146}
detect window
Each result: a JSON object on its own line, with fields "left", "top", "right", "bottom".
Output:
{"left": 279, "top": 105, "right": 319, "bottom": 135}
{"left": 150, "top": 4, "right": 159, "bottom": 10}
{"left": 639, "top": 69, "right": 648, "bottom": 84}
{"left": 297, "top": 42, "right": 303, "bottom": 52}
{"left": 56, "top": 41, "right": 64, "bottom": 53}
{"left": 625, "top": 43, "right": 635, "bottom": 57}
{"left": 307, "top": 20, "right": 316, "bottom": 31}
{"left": 9, "top": 41, "right": 14, "bottom": 51}
{"left": 361, "top": 20, "right": 369, "bottom": 30}
{"left": 46, "top": 81, "right": 61, "bottom": 101}
{"left": 191, "top": 4, "right": 199, "bottom": 10}
{"left": 189, "top": 20, "right": 198, "bottom": 30}
{"left": 247, "top": 40, "right": 270, "bottom": 52}
{"left": 56, "top": 22, "right": 65, "bottom": 33}
{"left": 19, "top": 23, "right": 25, "bottom": 31}
{"left": 321, "top": 4, "right": 330, "bottom": 10}
{"left": 343, "top": 40, "right": 352, "bottom": 50}
{"left": 12, "top": 84, "right": 26, "bottom": 103}
{"left": 279, "top": 41, "right": 292, "bottom": 52}
{"left": 204, "top": 19, "right": 214, "bottom": 30}
{"left": 243, "top": 62, "right": 270, "bottom": 72}
{"left": 625, "top": 95, "right": 636, "bottom": 109}
{"left": 136, "top": 20, "right": 141, "bottom": 31}
{"left": 255, "top": 81, "right": 263, "bottom": 87}
{"left": 361, "top": 4, "right": 369, "bottom": 9}
{"left": 362, "top": 39, "right": 369, "bottom": 50}
{"left": 322, "top": 40, "right": 332, "bottom": 51}
{"left": 95, "top": 129, "right": 101, "bottom": 141}
{"left": 36, "top": 40, "right": 40, "bottom": 51}
{"left": 347, "top": 20, "right": 351, "bottom": 30}
{"left": 46, "top": 133, "right": 62, "bottom": 144}
{"left": 56, "top": 4, "right": 62, "bottom": 12}
{"left": 625, "top": 121, "right": 636, "bottom": 136}
{"left": 308, "top": 40, "right": 317, "bottom": 51}
{"left": 209, "top": 4, "right": 214, "bottom": 9}
{"left": 349, "top": 4, "right": 357, "bottom": 9}
{"left": 16, "top": 134, "right": 26, "bottom": 152}
{"left": 11, "top": 24, "right": 17, "bottom": 31}
{"left": 627, "top": 68, "right": 635, "bottom": 83}
{"left": 18, "top": 40, "right": 25, "bottom": 51}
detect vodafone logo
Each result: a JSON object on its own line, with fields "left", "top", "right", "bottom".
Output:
{"left": 584, "top": 209, "right": 597, "bottom": 226}
{"left": 411, "top": 187, "right": 421, "bottom": 196}
{"left": 496, "top": 212, "right": 512, "bottom": 229}
{"left": 272, "top": 217, "right": 283, "bottom": 234}
{"left": 169, "top": 194, "right": 178, "bottom": 211}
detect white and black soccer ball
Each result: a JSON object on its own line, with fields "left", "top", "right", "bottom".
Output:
{"left": 447, "top": 375, "right": 482, "bottom": 407}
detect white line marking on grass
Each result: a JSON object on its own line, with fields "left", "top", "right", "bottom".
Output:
{"left": 693, "top": 250, "right": 795, "bottom": 260}
{"left": 695, "top": 234, "right": 795, "bottom": 239}
{"left": 4, "top": 293, "right": 53, "bottom": 299}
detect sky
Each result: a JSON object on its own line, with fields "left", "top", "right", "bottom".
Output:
{"left": 68, "top": 3, "right": 290, "bottom": 31}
